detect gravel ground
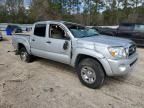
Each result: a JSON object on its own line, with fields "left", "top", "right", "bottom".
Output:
{"left": 0, "top": 37, "right": 144, "bottom": 108}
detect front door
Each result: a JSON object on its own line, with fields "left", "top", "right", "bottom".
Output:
{"left": 117, "top": 25, "right": 133, "bottom": 38}
{"left": 132, "top": 25, "right": 144, "bottom": 46}
{"left": 46, "top": 24, "right": 71, "bottom": 64}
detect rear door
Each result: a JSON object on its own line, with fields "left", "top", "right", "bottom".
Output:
{"left": 132, "top": 24, "right": 144, "bottom": 46}
{"left": 117, "top": 24, "right": 134, "bottom": 38}
{"left": 30, "top": 23, "right": 49, "bottom": 58}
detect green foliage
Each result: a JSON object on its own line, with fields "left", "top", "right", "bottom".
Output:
{"left": 0, "top": 0, "right": 144, "bottom": 25}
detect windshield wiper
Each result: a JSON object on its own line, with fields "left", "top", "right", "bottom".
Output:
{"left": 77, "top": 34, "right": 99, "bottom": 38}
{"left": 86, "top": 34, "right": 99, "bottom": 37}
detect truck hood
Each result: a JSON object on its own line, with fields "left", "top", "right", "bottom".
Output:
{"left": 78, "top": 35, "right": 132, "bottom": 47}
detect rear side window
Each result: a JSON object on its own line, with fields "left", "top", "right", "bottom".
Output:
{"left": 34, "top": 24, "right": 46, "bottom": 37}
{"left": 119, "top": 24, "right": 134, "bottom": 31}
{"left": 134, "top": 25, "right": 144, "bottom": 32}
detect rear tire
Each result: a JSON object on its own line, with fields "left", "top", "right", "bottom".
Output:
{"left": 19, "top": 47, "right": 32, "bottom": 63}
{"left": 76, "top": 58, "right": 105, "bottom": 89}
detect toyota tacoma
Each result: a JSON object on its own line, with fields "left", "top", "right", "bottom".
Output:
{"left": 12, "top": 21, "right": 138, "bottom": 89}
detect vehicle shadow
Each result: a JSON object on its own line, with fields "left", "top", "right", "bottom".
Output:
{"left": 137, "top": 46, "right": 144, "bottom": 49}
{"left": 1, "top": 38, "right": 9, "bottom": 41}
{"left": 33, "top": 57, "right": 131, "bottom": 88}
{"left": 35, "top": 57, "right": 75, "bottom": 74}
{"left": 104, "top": 75, "right": 131, "bottom": 87}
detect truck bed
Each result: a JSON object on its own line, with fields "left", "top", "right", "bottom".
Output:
{"left": 12, "top": 32, "right": 31, "bottom": 51}
{"left": 13, "top": 31, "right": 32, "bottom": 36}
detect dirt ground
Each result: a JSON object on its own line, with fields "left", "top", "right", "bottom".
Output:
{"left": 0, "top": 37, "right": 144, "bottom": 108}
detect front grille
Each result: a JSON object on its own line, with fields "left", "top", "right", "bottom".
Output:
{"left": 129, "top": 44, "right": 136, "bottom": 56}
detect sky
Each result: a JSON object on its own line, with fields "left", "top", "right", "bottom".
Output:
{"left": 0, "top": 0, "right": 5, "bottom": 5}
{"left": 24, "top": 0, "right": 32, "bottom": 9}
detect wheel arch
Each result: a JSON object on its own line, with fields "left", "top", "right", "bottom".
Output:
{"left": 17, "top": 42, "right": 30, "bottom": 54}
{"left": 75, "top": 54, "right": 107, "bottom": 76}
{"left": 18, "top": 43, "right": 25, "bottom": 50}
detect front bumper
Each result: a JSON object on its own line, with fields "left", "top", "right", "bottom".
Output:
{"left": 107, "top": 53, "right": 138, "bottom": 76}
{"left": 100, "top": 53, "right": 138, "bottom": 76}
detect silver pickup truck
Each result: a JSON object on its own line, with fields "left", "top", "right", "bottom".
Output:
{"left": 12, "top": 21, "right": 138, "bottom": 89}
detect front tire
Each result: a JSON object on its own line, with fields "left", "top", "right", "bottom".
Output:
{"left": 19, "top": 47, "right": 32, "bottom": 63}
{"left": 76, "top": 58, "right": 105, "bottom": 89}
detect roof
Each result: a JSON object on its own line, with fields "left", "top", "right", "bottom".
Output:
{"left": 35, "top": 20, "right": 82, "bottom": 25}
{"left": 120, "top": 22, "right": 144, "bottom": 26}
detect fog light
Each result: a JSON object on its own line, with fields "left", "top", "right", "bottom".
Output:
{"left": 119, "top": 65, "right": 126, "bottom": 72}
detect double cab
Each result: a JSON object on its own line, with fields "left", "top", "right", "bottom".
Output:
{"left": 12, "top": 21, "right": 138, "bottom": 89}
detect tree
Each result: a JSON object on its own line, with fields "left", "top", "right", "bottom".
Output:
{"left": 0, "top": 0, "right": 144, "bottom": 25}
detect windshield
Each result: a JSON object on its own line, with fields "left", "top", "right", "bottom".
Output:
{"left": 65, "top": 23, "right": 99, "bottom": 38}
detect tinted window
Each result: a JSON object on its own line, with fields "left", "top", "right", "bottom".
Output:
{"left": 6, "top": 25, "right": 12, "bottom": 29}
{"left": 34, "top": 24, "right": 46, "bottom": 37}
{"left": 134, "top": 25, "right": 144, "bottom": 32}
{"left": 49, "top": 24, "right": 65, "bottom": 39}
{"left": 119, "top": 24, "right": 134, "bottom": 31}
{"left": 6, "top": 25, "right": 22, "bottom": 33}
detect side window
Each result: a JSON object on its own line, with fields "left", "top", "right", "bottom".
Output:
{"left": 119, "top": 24, "right": 134, "bottom": 31}
{"left": 49, "top": 24, "right": 65, "bottom": 39}
{"left": 34, "top": 24, "right": 46, "bottom": 37}
{"left": 134, "top": 25, "right": 144, "bottom": 32}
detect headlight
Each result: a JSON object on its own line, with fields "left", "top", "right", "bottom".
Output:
{"left": 108, "top": 47, "right": 127, "bottom": 59}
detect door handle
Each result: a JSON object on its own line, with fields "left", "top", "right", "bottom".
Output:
{"left": 32, "top": 39, "right": 35, "bottom": 41}
{"left": 46, "top": 41, "right": 51, "bottom": 44}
